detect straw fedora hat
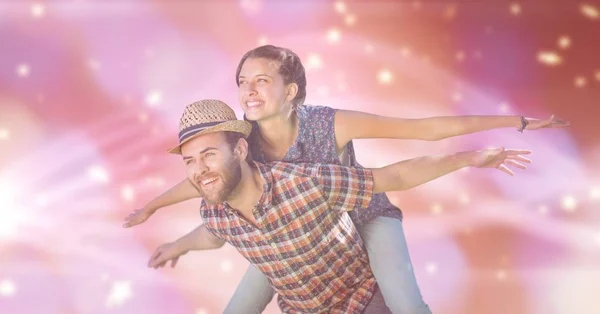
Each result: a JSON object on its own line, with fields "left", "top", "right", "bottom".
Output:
{"left": 167, "top": 99, "right": 252, "bottom": 154}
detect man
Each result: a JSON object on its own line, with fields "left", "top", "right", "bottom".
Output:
{"left": 148, "top": 99, "right": 531, "bottom": 313}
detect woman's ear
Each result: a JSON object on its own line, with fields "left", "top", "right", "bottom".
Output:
{"left": 285, "top": 82, "right": 298, "bottom": 103}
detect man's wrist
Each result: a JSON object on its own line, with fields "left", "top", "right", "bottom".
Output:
{"left": 174, "top": 237, "right": 192, "bottom": 254}
{"left": 459, "top": 150, "right": 479, "bottom": 168}
{"left": 143, "top": 203, "right": 158, "bottom": 214}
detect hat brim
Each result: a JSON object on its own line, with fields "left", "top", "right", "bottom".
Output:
{"left": 167, "top": 120, "right": 253, "bottom": 154}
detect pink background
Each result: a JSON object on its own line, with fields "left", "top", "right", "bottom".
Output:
{"left": 1, "top": 1, "right": 599, "bottom": 313}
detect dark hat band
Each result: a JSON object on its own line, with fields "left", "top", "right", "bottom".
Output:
{"left": 178, "top": 120, "right": 227, "bottom": 142}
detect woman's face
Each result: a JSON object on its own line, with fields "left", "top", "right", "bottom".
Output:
{"left": 237, "top": 57, "right": 294, "bottom": 122}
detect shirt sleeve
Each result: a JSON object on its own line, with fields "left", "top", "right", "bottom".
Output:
{"left": 316, "top": 164, "right": 374, "bottom": 213}
{"left": 198, "top": 202, "right": 224, "bottom": 240}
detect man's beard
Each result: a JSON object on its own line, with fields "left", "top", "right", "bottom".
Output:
{"left": 193, "top": 158, "right": 242, "bottom": 205}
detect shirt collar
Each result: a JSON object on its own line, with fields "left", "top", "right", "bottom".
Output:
{"left": 254, "top": 162, "right": 273, "bottom": 207}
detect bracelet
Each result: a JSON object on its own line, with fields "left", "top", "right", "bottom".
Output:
{"left": 517, "top": 115, "right": 529, "bottom": 133}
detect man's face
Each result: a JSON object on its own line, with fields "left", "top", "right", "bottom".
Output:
{"left": 237, "top": 57, "right": 293, "bottom": 121}
{"left": 180, "top": 132, "right": 242, "bottom": 205}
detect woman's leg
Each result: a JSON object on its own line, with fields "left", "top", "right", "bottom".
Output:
{"left": 358, "top": 216, "right": 432, "bottom": 314}
{"left": 223, "top": 264, "right": 275, "bottom": 314}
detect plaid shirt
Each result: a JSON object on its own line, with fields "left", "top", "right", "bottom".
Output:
{"left": 199, "top": 162, "right": 377, "bottom": 313}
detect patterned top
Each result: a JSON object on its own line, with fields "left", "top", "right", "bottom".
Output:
{"left": 199, "top": 162, "right": 377, "bottom": 313}
{"left": 247, "top": 105, "right": 403, "bottom": 226}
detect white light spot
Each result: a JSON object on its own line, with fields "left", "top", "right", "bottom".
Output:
{"left": 88, "top": 165, "right": 110, "bottom": 184}
{"left": 537, "top": 51, "right": 562, "bottom": 66}
{"left": 499, "top": 102, "right": 511, "bottom": 113}
{"left": 401, "top": 47, "right": 411, "bottom": 57}
{"left": 220, "top": 260, "right": 233, "bottom": 273}
{"left": 575, "top": 76, "right": 587, "bottom": 88}
{"left": 496, "top": 269, "right": 507, "bottom": 281}
{"left": 345, "top": 14, "right": 356, "bottom": 25}
{"left": 138, "top": 113, "right": 149, "bottom": 123}
{"left": 581, "top": 4, "right": 599, "bottom": 19}
{"left": 425, "top": 262, "right": 437, "bottom": 275}
{"left": 16, "top": 64, "right": 30, "bottom": 77}
{"left": 106, "top": 280, "right": 132, "bottom": 308}
{"left": 257, "top": 36, "right": 268, "bottom": 46}
{"left": 590, "top": 186, "right": 600, "bottom": 200}
{"left": 121, "top": 185, "right": 135, "bottom": 202}
{"left": 444, "top": 5, "right": 457, "bottom": 20}
{"left": 144, "top": 177, "right": 165, "bottom": 188}
{"left": 431, "top": 203, "right": 443, "bottom": 215}
{"left": 510, "top": 3, "right": 521, "bottom": 15}
{"left": 0, "top": 179, "right": 21, "bottom": 238}
{"left": 558, "top": 36, "right": 571, "bottom": 49}
{"left": 196, "top": 309, "right": 208, "bottom": 314}
{"left": 0, "top": 129, "right": 9, "bottom": 140}
{"left": 306, "top": 53, "right": 323, "bottom": 70}
{"left": 145, "top": 91, "right": 162, "bottom": 107}
{"left": 459, "top": 193, "right": 470, "bottom": 204}
{"left": 364, "top": 44, "right": 374, "bottom": 54}
{"left": 0, "top": 280, "right": 16, "bottom": 297}
{"left": 334, "top": 1, "right": 346, "bottom": 14}
{"left": 240, "top": 0, "right": 263, "bottom": 15}
{"left": 31, "top": 3, "right": 45, "bottom": 18}
{"left": 561, "top": 195, "right": 577, "bottom": 212}
{"left": 327, "top": 28, "right": 341, "bottom": 44}
{"left": 377, "top": 69, "right": 393, "bottom": 85}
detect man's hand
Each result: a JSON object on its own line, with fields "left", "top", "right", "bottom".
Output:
{"left": 524, "top": 114, "right": 570, "bottom": 130}
{"left": 148, "top": 241, "right": 189, "bottom": 269}
{"left": 470, "top": 147, "right": 532, "bottom": 176}
{"left": 123, "top": 208, "right": 154, "bottom": 228}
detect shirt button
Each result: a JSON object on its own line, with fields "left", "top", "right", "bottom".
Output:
{"left": 298, "top": 280, "right": 303, "bottom": 284}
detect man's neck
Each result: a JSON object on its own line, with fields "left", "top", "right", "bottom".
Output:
{"left": 225, "top": 163, "right": 263, "bottom": 212}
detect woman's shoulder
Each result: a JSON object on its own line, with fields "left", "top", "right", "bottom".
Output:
{"left": 297, "top": 104, "right": 338, "bottom": 126}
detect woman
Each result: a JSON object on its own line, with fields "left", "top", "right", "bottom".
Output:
{"left": 124, "top": 45, "right": 567, "bottom": 313}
